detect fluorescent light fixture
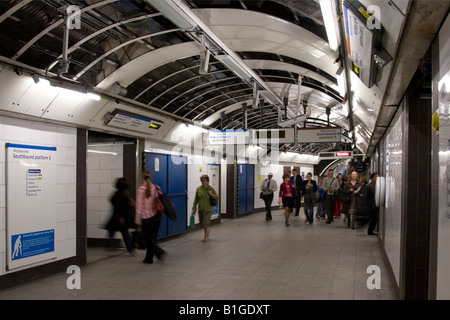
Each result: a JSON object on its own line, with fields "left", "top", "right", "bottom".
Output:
{"left": 319, "top": 0, "right": 339, "bottom": 51}
{"left": 215, "top": 54, "right": 252, "bottom": 81}
{"left": 33, "top": 75, "right": 102, "bottom": 101}
{"left": 187, "top": 123, "right": 208, "bottom": 133}
{"left": 86, "top": 92, "right": 101, "bottom": 101}
{"left": 144, "top": 0, "right": 196, "bottom": 30}
{"left": 278, "top": 115, "right": 307, "bottom": 127}
{"left": 87, "top": 150, "right": 118, "bottom": 156}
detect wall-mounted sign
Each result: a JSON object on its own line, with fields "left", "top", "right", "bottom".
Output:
{"left": 208, "top": 129, "right": 249, "bottom": 145}
{"left": 104, "top": 108, "right": 164, "bottom": 134}
{"left": 6, "top": 143, "right": 57, "bottom": 270}
{"left": 318, "top": 151, "right": 353, "bottom": 160}
{"left": 298, "top": 127, "right": 341, "bottom": 143}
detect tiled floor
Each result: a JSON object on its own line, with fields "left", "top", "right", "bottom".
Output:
{"left": 0, "top": 209, "right": 397, "bottom": 300}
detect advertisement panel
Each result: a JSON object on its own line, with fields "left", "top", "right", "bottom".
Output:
{"left": 6, "top": 143, "right": 57, "bottom": 270}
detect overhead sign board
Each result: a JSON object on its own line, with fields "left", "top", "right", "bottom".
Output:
{"left": 343, "top": 0, "right": 381, "bottom": 88}
{"left": 298, "top": 127, "right": 341, "bottom": 143}
{"left": 104, "top": 108, "right": 164, "bottom": 134}
{"left": 318, "top": 151, "right": 353, "bottom": 160}
{"left": 252, "top": 129, "right": 294, "bottom": 144}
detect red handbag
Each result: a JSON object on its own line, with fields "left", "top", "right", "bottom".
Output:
{"left": 154, "top": 197, "right": 164, "bottom": 214}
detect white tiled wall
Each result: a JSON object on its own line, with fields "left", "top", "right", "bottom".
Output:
{"left": 382, "top": 106, "right": 404, "bottom": 285}
{"left": 0, "top": 116, "right": 77, "bottom": 275}
{"left": 436, "top": 15, "right": 450, "bottom": 299}
{"left": 86, "top": 144, "right": 123, "bottom": 240}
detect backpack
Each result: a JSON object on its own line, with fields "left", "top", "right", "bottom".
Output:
{"left": 159, "top": 193, "right": 177, "bottom": 221}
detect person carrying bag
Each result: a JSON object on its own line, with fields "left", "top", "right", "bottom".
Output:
{"left": 135, "top": 171, "right": 167, "bottom": 264}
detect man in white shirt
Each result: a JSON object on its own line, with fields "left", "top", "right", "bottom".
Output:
{"left": 322, "top": 169, "right": 340, "bottom": 224}
{"left": 260, "top": 173, "right": 278, "bottom": 221}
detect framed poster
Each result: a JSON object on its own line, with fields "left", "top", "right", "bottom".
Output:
{"left": 207, "top": 164, "right": 220, "bottom": 216}
{"left": 5, "top": 143, "right": 57, "bottom": 270}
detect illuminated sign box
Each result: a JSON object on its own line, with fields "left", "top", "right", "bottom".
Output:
{"left": 343, "top": 0, "right": 382, "bottom": 88}
{"left": 318, "top": 151, "right": 353, "bottom": 160}
{"left": 104, "top": 108, "right": 164, "bottom": 134}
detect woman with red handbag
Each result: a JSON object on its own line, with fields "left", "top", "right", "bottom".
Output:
{"left": 135, "top": 171, "right": 166, "bottom": 264}
{"left": 278, "top": 173, "right": 295, "bottom": 226}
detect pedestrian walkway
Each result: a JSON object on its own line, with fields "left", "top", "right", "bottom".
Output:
{"left": 0, "top": 209, "right": 396, "bottom": 300}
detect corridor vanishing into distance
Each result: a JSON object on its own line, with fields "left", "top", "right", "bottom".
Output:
{"left": 0, "top": 210, "right": 395, "bottom": 300}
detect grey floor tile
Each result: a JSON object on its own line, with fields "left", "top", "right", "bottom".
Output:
{"left": 0, "top": 209, "right": 397, "bottom": 300}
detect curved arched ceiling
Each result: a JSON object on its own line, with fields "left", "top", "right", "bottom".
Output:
{"left": 1, "top": 0, "right": 446, "bottom": 156}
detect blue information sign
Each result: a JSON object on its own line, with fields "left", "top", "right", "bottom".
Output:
{"left": 11, "top": 229, "right": 55, "bottom": 261}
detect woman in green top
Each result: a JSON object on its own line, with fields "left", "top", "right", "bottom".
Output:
{"left": 192, "top": 174, "right": 219, "bottom": 242}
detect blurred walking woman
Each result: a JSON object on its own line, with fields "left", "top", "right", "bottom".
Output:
{"left": 192, "top": 174, "right": 219, "bottom": 242}
{"left": 279, "top": 173, "right": 295, "bottom": 226}
{"left": 135, "top": 171, "right": 166, "bottom": 264}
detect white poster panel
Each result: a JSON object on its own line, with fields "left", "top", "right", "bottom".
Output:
{"left": 6, "top": 143, "right": 57, "bottom": 270}
{"left": 207, "top": 164, "right": 220, "bottom": 216}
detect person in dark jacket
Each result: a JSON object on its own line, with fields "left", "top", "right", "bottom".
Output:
{"left": 106, "top": 177, "right": 136, "bottom": 255}
{"left": 290, "top": 168, "right": 303, "bottom": 216}
{"left": 364, "top": 173, "right": 379, "bottom": 235}
{"left": 302, "top": 172, "right": 317, "bottom": 224}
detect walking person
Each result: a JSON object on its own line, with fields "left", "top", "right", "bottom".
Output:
{"left": 343, "top": 171, "right": 363, "bottom": 230}
{"left": 290, "top": 168, "right": 303, "bottom": 216}
{"left": 323, "top": 169, "right": 340, "bottom": 224}
{"left": 192, "top": 174, "right": 219, "bottom": 242}
{"left": 302, "top": 172, "right": 317, "bottom": 224}
{"left": 334, "top": 173, "right": 342, "bottom": 219}
{"left": 105, "top": 177, "right": 135, "bottom": 255}
{"left": 135, "top": 171, "right": 166, "bottom": 264}
{"left": 364, "top": 173, "right": 379, "bottom": 235}
{"left": 260, "top": 173, "right": 278, "bottom": 221}
{"left": 279, "top": 173, "right": 295, "bottom": 226}
{"left": 316, "top": 176, "right": 326, "bottom": 220}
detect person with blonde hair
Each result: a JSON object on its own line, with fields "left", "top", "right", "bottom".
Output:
{"left": 135, "top": 171, "right": 166, "bottom": 264}
{"left": 192, "top": 174, "right": 219, "bottom": 242}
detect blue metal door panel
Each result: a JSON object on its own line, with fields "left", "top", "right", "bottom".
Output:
{"left": 238, "top": 164, "right": 255, "bottom": 214}
{"left": 168, "top": 155, "right": 187, "bottom": 236}
{"left": 144, "top": 153, "right": 187, "bottom": 239}
{"left": 246, "top": 164, "right": 255, "bottom": 213}
{"left": 238, "top": 164, "right": 247, "bottom": 215}
{"left": 145, "top": 154, "right": 168, "bottom": 194}
{"left": 145, "top": 153, "right": 169, "bottom": 239}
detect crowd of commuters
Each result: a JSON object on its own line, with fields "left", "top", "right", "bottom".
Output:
{"left": 260, "top": 164, "right": 379, "bottom": 235}
{"left": 106, "top": 163, "right": 378, "bottom": 264}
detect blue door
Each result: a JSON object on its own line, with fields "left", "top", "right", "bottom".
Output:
{"left": 145, "top": 153, "right": 187, "bottom": 239}
{"left": 238, "top": 164, "right": 255, "bottom": 215}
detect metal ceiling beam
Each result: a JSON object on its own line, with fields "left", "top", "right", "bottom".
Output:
{"left": 144, "top": 0, "right": 294, "bottom": 119}
{"left": 0, "top": 0, "right": 33, "bottom": 24}
{"left": 73, "top": 29, "right": 179, "bottom": 80}
{"left": 166, "top": 76, "right": 240, "bottom": 112}
{"left": 46, "top": 12, "right": 163, "bottom": 74}
{"left": 12, "top": 0, "right": 118, "bottom": 60}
